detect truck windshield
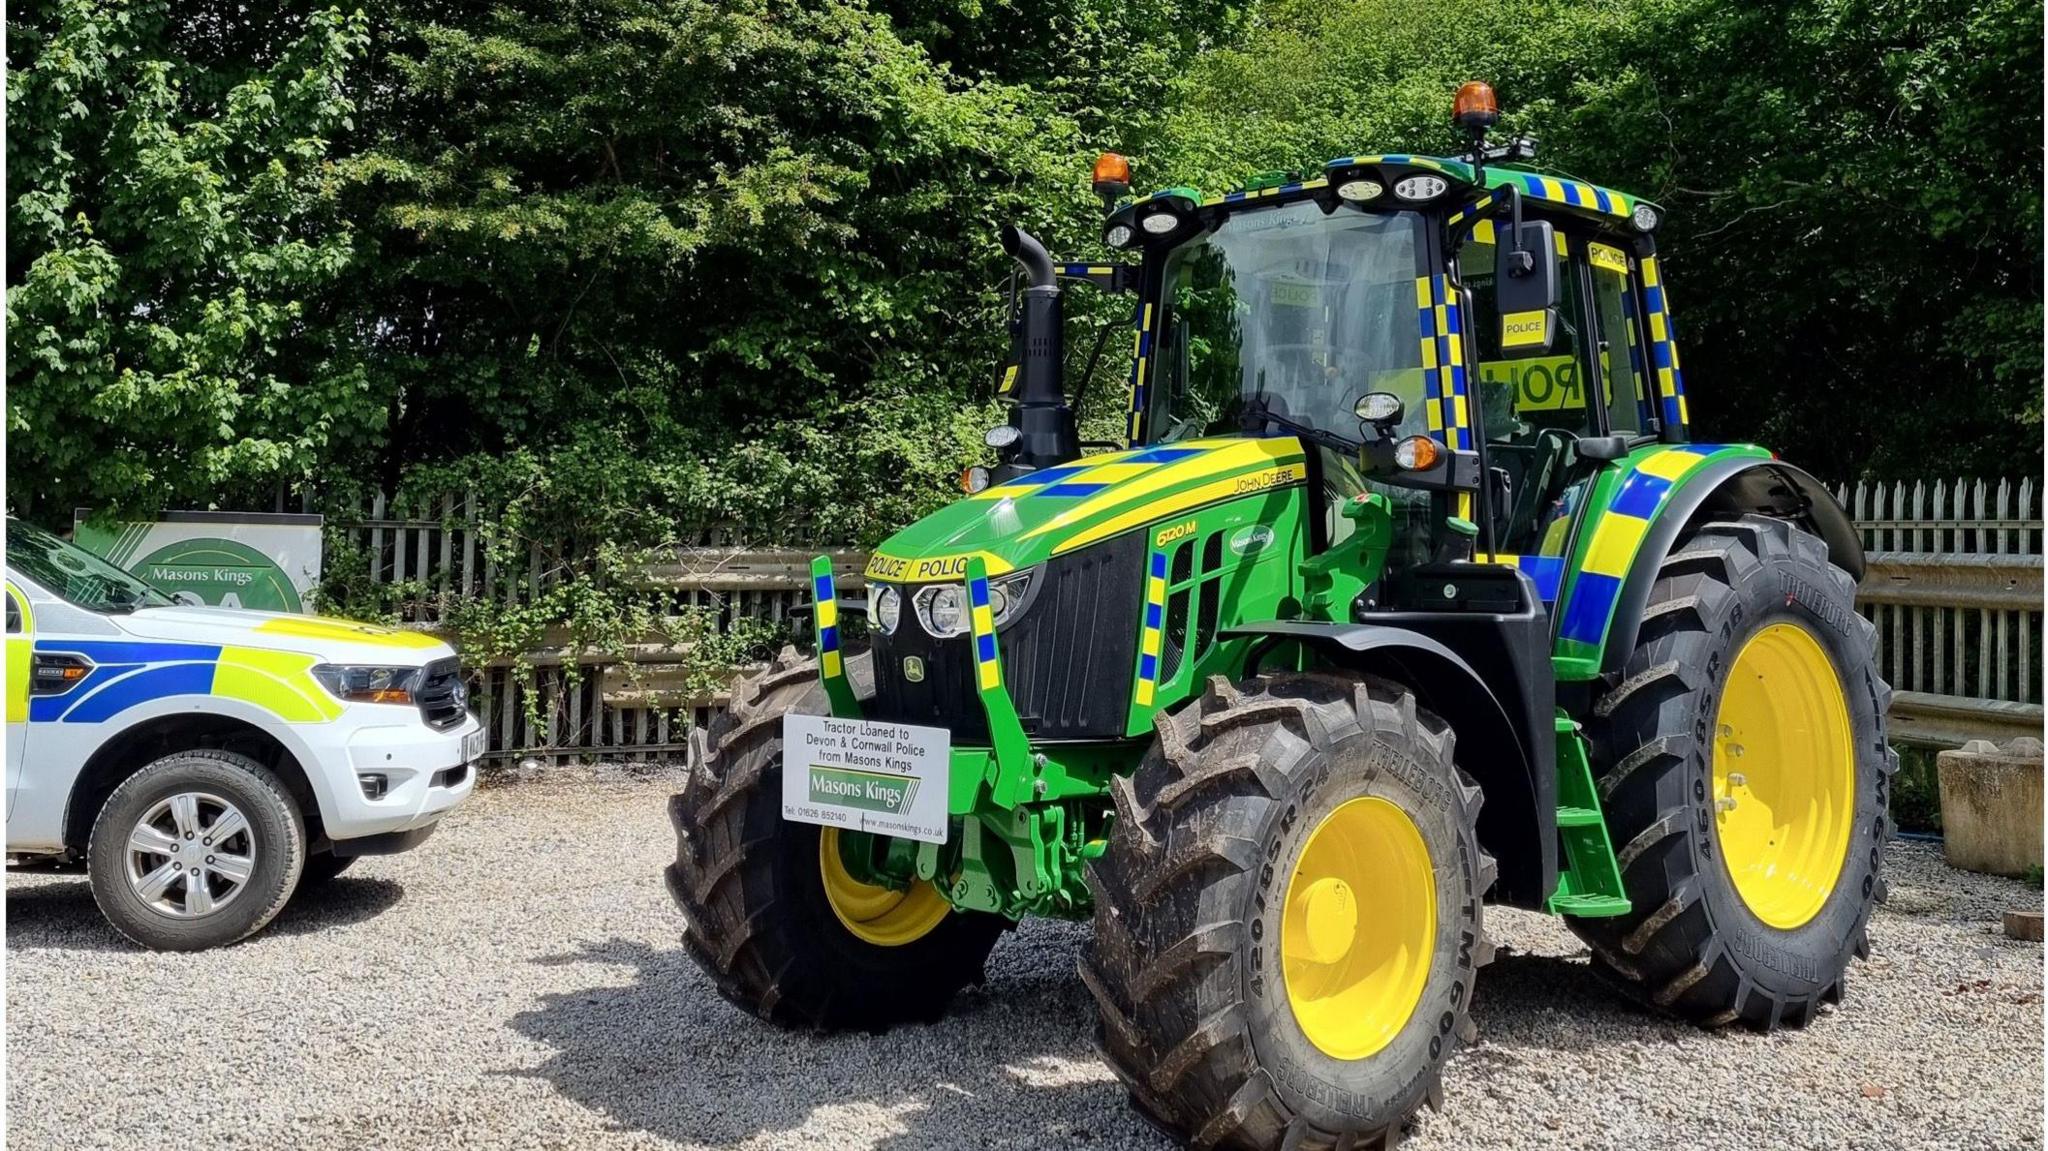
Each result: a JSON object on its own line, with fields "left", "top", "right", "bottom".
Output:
{"left": 5, "top": 521, "right": 174, "bottom": 614}
{"left": 1152, "top": 202, "right": 1428, "bottom": 444}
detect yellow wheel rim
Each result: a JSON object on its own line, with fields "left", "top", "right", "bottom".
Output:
{"left": 1282, "top": 796, "right": 1436, "bottom": 1060}
{"left": 818, "top": 827, "right": 952, "bottom": 947}
{"left": 1712, "top": 622, "right": 1856, "bottom": 929}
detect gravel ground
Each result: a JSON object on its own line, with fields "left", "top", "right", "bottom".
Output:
{"left": 6, "top": 770, "right": 2041, "bottom": 1150}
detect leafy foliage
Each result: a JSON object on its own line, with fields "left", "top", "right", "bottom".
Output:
{"left": 7, "top": 0, "right": 2039, "bottom": 689}
{"left": 1150, "top": 0, "right": 2042, "bottom": 480}
{"left": 6, "top": 2, "right": 374, "bottom": 520}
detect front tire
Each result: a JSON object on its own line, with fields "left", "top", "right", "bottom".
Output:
{"left": 86, "top": 749, "right": 306, "bottom": 951}
{"left": 1572, "top": 515, "right": 1894, "bottom": 1028}
{"left": 1083, "top": 674, "right": 1494, "bottom": 1150}
{"left": 665, "top": 649, "right": 1006, "bottom": 1030}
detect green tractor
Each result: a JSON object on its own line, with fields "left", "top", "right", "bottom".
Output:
{"left": 667, "top": 82, "right": 1893, "bottom": 1149}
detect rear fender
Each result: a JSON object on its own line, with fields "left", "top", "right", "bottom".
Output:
{"left": 1601, "top": 458, "right": 1863, "bottom": 675}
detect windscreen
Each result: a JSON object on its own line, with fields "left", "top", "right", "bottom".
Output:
{"left": 1153, "top": 202, "right": 1427, "bottom": 443}
{"left": 5, "top": 521, "right": 173, "bottom": 613}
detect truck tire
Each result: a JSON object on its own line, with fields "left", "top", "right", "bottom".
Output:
{"left": 1572, "top": 515, "right": 1894, "bottom": 1029}
{"left": 665, "top": 648, "right": 1006, "bottom": 1030}
{"left": 86, "top": 749, "right": 306, "bottom": 951}
{"left": 1083, "top": 673, "right": 1495, "bottom": 1150}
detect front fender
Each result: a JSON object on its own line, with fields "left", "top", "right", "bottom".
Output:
{"left": 1225, "top": 602, "right": 1558, "bottom": 909}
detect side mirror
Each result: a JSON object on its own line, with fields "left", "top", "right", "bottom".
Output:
{"left": 1493, "top": 220, "right": 1559, "bottom": 358}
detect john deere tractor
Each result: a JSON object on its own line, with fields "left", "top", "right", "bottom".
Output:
{"left": 667, "top": 82, "right": 1892, "bottom": 1149}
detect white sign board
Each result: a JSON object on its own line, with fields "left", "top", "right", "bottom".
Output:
{"left": 780, "top": 714, "right": 951, "bottom": 844}
{"left": 73, "top": 510, "right": 323, "bottom": 613}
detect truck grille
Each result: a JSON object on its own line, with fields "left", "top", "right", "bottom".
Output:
{"left": 868, "top": 530, "right": 1145, "bottom": 742}
{"left": 414, "top": 657, "right": 469, "bottom": 731}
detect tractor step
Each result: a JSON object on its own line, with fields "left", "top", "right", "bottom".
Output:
{"left": 1546, "top": 714, "right": 1632, "bottom": 919}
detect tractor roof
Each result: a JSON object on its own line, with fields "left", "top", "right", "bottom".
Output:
{"left": 1137, "top": 153, "right": 1661, "bottom": 230}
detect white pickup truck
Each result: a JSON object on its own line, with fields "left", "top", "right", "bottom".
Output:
{"left": 5, "top": 520, "right": 481, "bottom": 949}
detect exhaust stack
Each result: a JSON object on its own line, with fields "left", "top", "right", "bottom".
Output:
{"left": 998, "top": 226, "right": 1079, "bottom": 471}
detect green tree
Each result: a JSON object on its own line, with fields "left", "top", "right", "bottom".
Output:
{"left": 6, "top": 2, "right": 373, "bottom": 520}
{"left": 1152, "top": 0, "right": 2041, "bottom": 481}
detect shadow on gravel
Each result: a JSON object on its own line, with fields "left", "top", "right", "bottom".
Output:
{"left": 1468, "top": 948, "right": 1663, "bottom": 1042}
{"left": 3, "top": 875, "right": 405, "bottom": 951}
{"left": 507, "top": 927, "right": 1171, "bottom": 1149}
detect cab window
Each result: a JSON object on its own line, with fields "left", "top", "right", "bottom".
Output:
{"left": 1459, "top": 222, "right": 1593, "bottom": 555}
{"left": 1586, "top": 240, "right": 1650, "bottom": 436}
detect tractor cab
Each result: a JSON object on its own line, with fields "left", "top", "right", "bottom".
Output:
{"left": 1056, "top": 118, "right": 1684, "bottom": 629}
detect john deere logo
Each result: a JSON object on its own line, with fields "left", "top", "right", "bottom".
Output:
{"left": 808, "top": 766, "right": 920, "bottom": 814}
{"left": 901, "top": 656, "right": 925, "bottom": 683}
{"left": 1230, "top": 525, "right": 1275, "bottom": 557}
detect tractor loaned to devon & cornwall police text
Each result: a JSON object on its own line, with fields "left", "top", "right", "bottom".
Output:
{"left": 666, "top": 82, "right": 1893, "bottom": 1149}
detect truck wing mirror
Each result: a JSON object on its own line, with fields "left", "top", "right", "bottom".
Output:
{"left": 1493, "top": 220, "right": 1559, "bottom": 358}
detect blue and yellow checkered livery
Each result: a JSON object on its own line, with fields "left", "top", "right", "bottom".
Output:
{"left": 1505, "top": 173, "right": 1633, "bottom": 220}
{"left": 1133, "top": 549, "right": 1169, "bottom": 706}
{"left": 1416, "top": 274, "right": 1471, "bottom": 451}
{"left": 1555, "top": 444, "right": 1728, "bottom": 646}
{"left": 967, "top": 574, "right": 1002, "bottom": 691}
{"left": 1477, "top": 554, "right": 1567, "bottom": 603}
{"left": 1639, "top": 256, "right": 1689, "bottom": 434}
{"left": 1125, "top": 303, "right": 1156, "bottom": 442}
{"left": 812, "top": 570, "right": 844, "bottom": 681}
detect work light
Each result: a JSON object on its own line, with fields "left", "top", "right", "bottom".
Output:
{"left": 1355, "top": 391, "right": 1405, "bottom": 428}
{"left": 1393, "top": 175, "right": 1447, "bottom": 202}
{"left": 1335, "top": 179, "right": 1383, "bottom": 203}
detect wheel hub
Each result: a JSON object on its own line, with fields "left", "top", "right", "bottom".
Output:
{"left": 1292, "top": 877, "right": 1358, "bottom": 964}
{"left": 1281, "top": 795, "right": 1436, "bottom": 1061}
{"left": 817, "top": 826, "right": 951, "bottom": 947}
{"left": 124, "top": 792, "right": 255, "bottom": 918}
{"left": 1712, "top": 622, "right": 1856, "bottom": 929}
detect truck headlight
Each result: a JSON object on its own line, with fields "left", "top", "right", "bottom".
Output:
{"left": 868, "top": 583, "right": 901, "bottom": 635}
{"left": 310, "top": 664, "right": 422, "bottom": 705}
{"left": 913, "top": 571, "right": 1033, "bottom": 638}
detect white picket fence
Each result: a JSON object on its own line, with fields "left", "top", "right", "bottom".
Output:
{"left": 334, "top": 478, "right": 2042, "bottom": 760}
{"left": 1836, "top": 478, "right": 2041, "bottom": 746}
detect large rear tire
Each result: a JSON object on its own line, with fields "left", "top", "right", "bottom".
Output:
{"left": 1571, "top": 515, "right": 1894, "bottom": 1028}
{"left": 665, "top": 649, "right": 1006, "bottom": 1030}
{"left": 1083, "top": 673, "right": 1494, "bottom": 1150}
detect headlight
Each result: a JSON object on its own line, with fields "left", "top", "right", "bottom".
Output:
{"left": 868, "top": 584, "right": 901, "bottom": 635}
{"left": 914, "top": 584, "right": 968, "bottom": 637}
{"left": 986, "top": 570, "right": 1031, "bottom": 620}
{"left": 912, "top": 570, "right": 1034, "bottom": 638}
{"left": 310, "top": 664, "right": 421, "bottom": 705}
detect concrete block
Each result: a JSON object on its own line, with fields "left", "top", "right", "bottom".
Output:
{"left": 1936, "top": 737, "right": 2045, "bottom": 878}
